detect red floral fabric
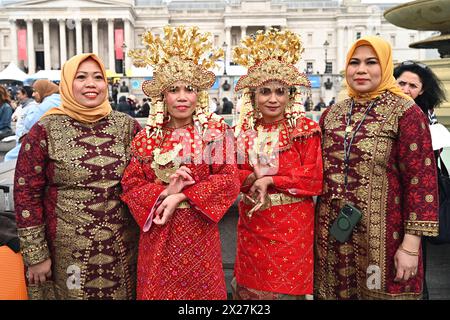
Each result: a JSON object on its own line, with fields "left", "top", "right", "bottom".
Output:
{"left": 121, "top": 121, "right": 240, "bottom": 300}
{"left": 234, "top": 117, "right": 323, "bottom": 296}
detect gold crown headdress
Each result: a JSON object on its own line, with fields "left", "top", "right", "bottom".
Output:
{"left": 128, "top": 25, "right": 224, "bottom": 136}
{"left": 233, "top": 28, "right": 310, "bottom": 135}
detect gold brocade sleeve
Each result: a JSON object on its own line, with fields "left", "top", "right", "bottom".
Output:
{"left": 17, "top": 225, "right": 50, "bottom": 266}
{"left": 405, "top": 220, "right": 439, "bottom": 237}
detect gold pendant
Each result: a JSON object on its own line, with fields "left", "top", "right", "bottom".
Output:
{"left": 151, "top": 143, "right": 183, "bottom": 184}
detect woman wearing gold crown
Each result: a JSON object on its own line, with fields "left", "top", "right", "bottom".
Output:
{"left": 121, "top": 26, "right": 240, "bottom": 300}
{"left": 231, "top": 29, "right": 323, "bottom": 300}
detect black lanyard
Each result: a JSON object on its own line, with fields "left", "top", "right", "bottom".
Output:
{"left": 343, "top": 98, "right": 377, "bottom": 191}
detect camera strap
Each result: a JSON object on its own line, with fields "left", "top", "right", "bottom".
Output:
{"left": 343, "top": 98, "right": 377, "bottom": 192}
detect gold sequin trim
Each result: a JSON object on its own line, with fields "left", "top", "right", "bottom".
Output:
{"left": 18, "top": 177, "right": 25, "bottom": 185}
{"left": 405, "top": 220, "right": 439, "bottom": 237}
{"left": 25, "top": 143, "right": 31, "bottom": 151}
{"left": 425, "top": 158, "right": 431, "bottom": 166}
{"left": 21, "top": 210, "right": 30, "bottom": 218}
{"left": 425, "top": 195, "right": 434, "bottom": 203}
{"left": 17, "top": 225, "right": 50, "bottom": 266}
{"left": 409, "top": 143, "right": 418, "bottom": 151}
{"left": 34, "top": 166, "right": 42, "bottom": 173}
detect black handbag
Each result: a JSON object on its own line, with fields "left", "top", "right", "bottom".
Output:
{"left": 427, "top": 155, "right": 450, "bottom": 244}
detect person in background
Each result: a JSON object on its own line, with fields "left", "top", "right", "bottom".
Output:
{"left": 117, "top": 95, "right": 133, "bottom": 116}
{"left": 328, "top": 97, "right": 335, "bottom": 107}
{"left": 222, "top": 97, "right": 233, "bottom": 114}
{"left": 314, "top": 97, "right": 326, "bottom": 111}
{"left": 0, "top": 86, "right": 14, "bottom": 140}
{"left": 14, "top": 53, "right": 141, "bottom": 299}
{"left": 394, "top": 60, "right": 447, "bottom": 300}
{"left": 22, "top": 80, "right": 61, "bottom": 137}
{"left": 394, "top": 61, "right": 446, "bottom": 125}
{"left": 315, "top": 36, "right": 438, "bottom": 300}
{"left": 4, "top": 86, "right": 39, "bottom": 162}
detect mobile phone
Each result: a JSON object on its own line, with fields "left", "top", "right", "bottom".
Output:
{"left": 329, "top": 204, "right": 362, "bottom": 243}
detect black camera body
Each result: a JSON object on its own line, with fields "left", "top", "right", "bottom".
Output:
{"left": 330, "top": 204, "right": 362, "bottom": 243}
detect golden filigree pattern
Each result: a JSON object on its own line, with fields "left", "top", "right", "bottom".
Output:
{"left": 17, "top": 225, "right": 50, "bottom": 266}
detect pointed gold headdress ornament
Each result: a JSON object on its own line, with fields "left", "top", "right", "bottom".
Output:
{"left": 128, "top": 25, "right": 224, "bottom": 137}
{"left": 233, "top": 28, "right": 311, "bottom": 135}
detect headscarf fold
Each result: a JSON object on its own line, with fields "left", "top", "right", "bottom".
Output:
{"left": 345, "top": 36, "right": 412, "bottom": 101}
{"left": 44, "top": 53, "right": 112, "bottom": 123}
{"left": 32, "top": 79, "right": 59, "bottom": 103}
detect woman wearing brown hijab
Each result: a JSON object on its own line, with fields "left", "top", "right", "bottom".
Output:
{"left": 14, "top": 53, "right": 141, "bottom": 299}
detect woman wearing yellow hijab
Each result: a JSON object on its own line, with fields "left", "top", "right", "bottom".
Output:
{"left": 315, "top": 36, "right": 439, "bottom": 300}
{"left": 14, "top": 53, "right": 141, "bottom": 299}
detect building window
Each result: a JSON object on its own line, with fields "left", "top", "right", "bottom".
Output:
{"left": 410, "top": 34, "right": 415, "bottom": 43}
{"left": 327, "top": 33, "right": 332, "bottom": 43}
{"left": 390, "top": 35, "right": 396, "bottom": 46}
{"left": 38, "top": 31, "right": 43, "bottom": 45}
{"left": 231, "top": 34, "right": 238, "bottom": 46}
{"left": 307, "top": 33, "right": 313, "bottom": 45}
{"left": 325, "top": 62, "right": 333, "bottom": 74}
{"left": 3, "top": 35, "right": 9, "bottom": 48}
{"left": 356, "top": 32, "right": 361, "bottom": 40}
{"left": 214, "top": 34, "right": 219, "bottom": 46}
{"left": 306, "top": 62, "right": 313, "bottom": 74}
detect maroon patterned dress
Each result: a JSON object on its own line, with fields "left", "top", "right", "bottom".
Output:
{"left": 121, "top": 121, "right": 240, "bottom": 300}
{"left": 14, "top": 111, "right": 141, "bottom": 299}
{"left": 315, "top": 91, "right": 439, "bottom": 300}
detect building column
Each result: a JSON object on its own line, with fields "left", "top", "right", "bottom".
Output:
{"left": 26, "top": 19, "right": 35, "bottom": 74}
{"left": 108, "top": 19, "right": 115, "bottom": 71}
{"left": 42, "top": 19, "right": 51, "bottom": 70}
{"left": 91, "top": 18, "right": 98, "bottom": 55}
{"left": 58, "top": 19, "right": 67, "bottom": 67}
{"left": 123, "top": 18, "right": 131, "bottom": 75}
{"left": 9, "top": 19, "right": 18, "bottom": 66}
{"left": 240, "top": 25, "right": 247, "bottom": 40}
{"left": 75, "top": 18, "right": 82, "bottom": 54}
{"left": 225, "top": 26, "right": 231, "bottom": 66}
{"left": 337, "top": 27, "right": 344, "bottom": 72}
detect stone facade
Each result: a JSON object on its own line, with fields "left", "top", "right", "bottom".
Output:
{"left": 0, "top": 0, "right": 438, "bottom": 104}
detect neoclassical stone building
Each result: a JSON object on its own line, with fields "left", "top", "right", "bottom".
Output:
{"left": 0, "top": 0, "right": 437, "bottom": 103}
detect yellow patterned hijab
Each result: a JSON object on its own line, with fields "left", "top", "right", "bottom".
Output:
{"left": 345, "top": 36, "right": 412, "bottom": 101}
{"left": 44, "top": 53, "right": 112, "bottom": 123}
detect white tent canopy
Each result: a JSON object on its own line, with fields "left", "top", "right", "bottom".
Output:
{"left": 0, "top": 62, "right": 28, "bottom": 82}
{"left": 26, "top": 70, "right": 61, "bottom": 82}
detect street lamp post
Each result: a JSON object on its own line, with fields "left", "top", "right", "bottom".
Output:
{"left": 121, "top": 42, "right": 127, "bottom": 76}
{"left": 222, "top": 41, "right": 228, "bottom": 76}
{"left": 323, "top": 40, "right": 329, "bottom": 74}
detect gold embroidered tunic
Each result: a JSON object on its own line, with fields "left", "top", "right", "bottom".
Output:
{"left": 14, "top": 111, "right": 141, "bottom": 299}
{"left": 315, "top": 92, "right": 439, "bottom": 300}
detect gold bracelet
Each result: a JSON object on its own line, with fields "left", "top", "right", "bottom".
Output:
{"left": 398, "top": 244, "right": 419, "bottom": 256}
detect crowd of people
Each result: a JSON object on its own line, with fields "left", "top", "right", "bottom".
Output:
{"left": 0, "top": 25, "right": 448, "bottom": 301}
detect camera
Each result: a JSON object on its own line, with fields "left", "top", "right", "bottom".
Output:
{"left": 330, "top": 204, "right": 362, "bottom": 243}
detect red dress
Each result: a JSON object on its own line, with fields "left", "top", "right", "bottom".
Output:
{"left": 315, "top": 92, "right": 439, "bottom": 299}
{"left": 121, "top": 121, "right": 240, "bottom": 300}
{"left": 234, "top": 117, "right": 323, "bottom": 296}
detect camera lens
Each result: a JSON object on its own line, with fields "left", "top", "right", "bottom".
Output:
{"left": 338, "top": 216, "right": 351, "bottom": 231}
{"left": 343, "top": 206, "right": 353, "bottom": 216}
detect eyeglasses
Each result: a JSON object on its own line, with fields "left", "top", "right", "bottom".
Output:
{"left": 401, "top": 60, "right": 428, "bottom": 69}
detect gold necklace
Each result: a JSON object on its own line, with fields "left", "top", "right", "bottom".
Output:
{"left": 151, "top": 131, "right": 183, "bottom": 184}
